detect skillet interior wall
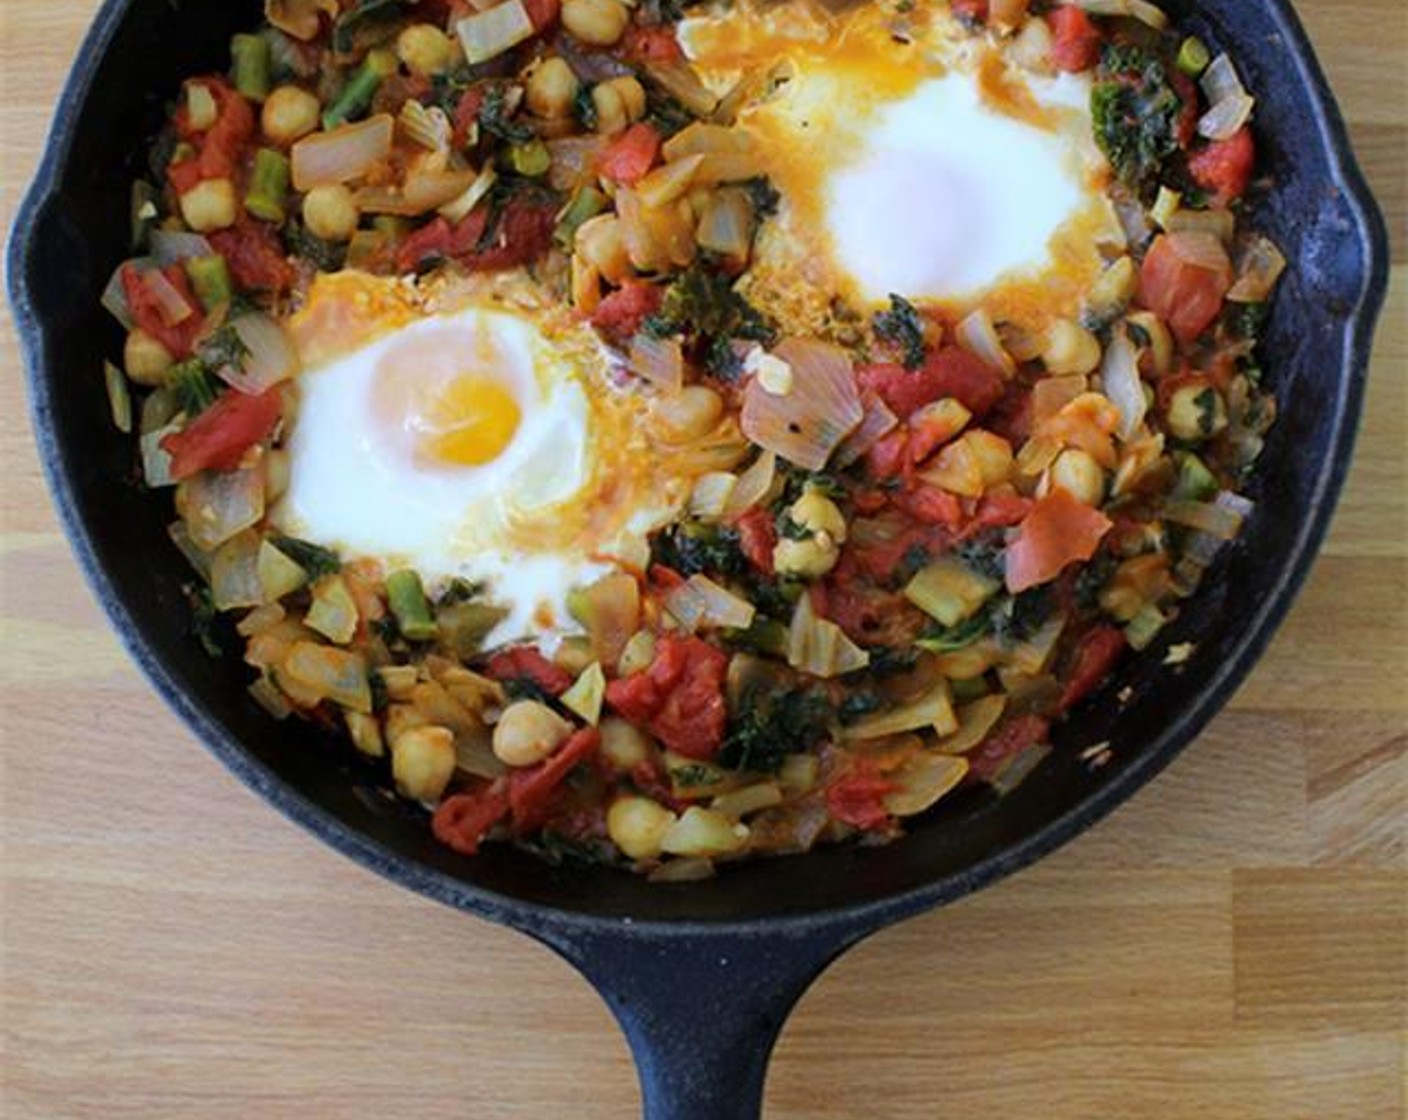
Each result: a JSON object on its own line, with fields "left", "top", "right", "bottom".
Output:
{"left": 17, "top": 0, "right": 1378, "bottom": 923}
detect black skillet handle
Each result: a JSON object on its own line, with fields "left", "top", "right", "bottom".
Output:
{"left": 537, "top": 923, "right": 868, "bottom": 1120}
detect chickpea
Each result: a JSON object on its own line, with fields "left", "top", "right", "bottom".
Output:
{"left": 302, "top": 183, "right": 360, "bottom": 242}
{"left": 773, "top": 535, "right": 840, "bottom": 580}
{"left": 492, "top": 699, "right": 572, "bottom": 767}
{"left": 396, "top": 23, "right": 460, "bottom": 78}
{"left": 1045, "top": 448, "right": 1105, "bottom": 505}
{"left": 178, "top": 178, "right": 237, "bottom": 232}
{"left": 652, "top": 385, "right": 724, "bottom": 443}
{"left": 1126, "top": 311, "right": 1173, "bottom": 376}
{"left": 1042, "top": 319, "right": 1102, "bottom": 375}
{"left": 562, "top": 0, "right": 630, "bottom": 46}
{"left": 789, "top": 489, "right": 847, "bottom": 544}
{"left": 261, "top": 85, "right": 321, "bottom": 146}
{"left": 527, "top": 57, "right": 581, "bottom": 120}
{"left": 591, "top": 76, "right": 645, "bottom": 135}
{"left": 607, "top": 796, "right": 677, "bottom": 860}
{"left": 575, "top": 214, "right": 631, "bottom": 283}
{"left": 600, "top": 716, "right": 652, "bottom": 771}
{"left": 391, "top": 725, "right": 456, "bottom": 801}
{"left": 1165, "top": 383, "right": 1228, "bottom": 443}
{"left": 123, "top": 328, "right": 174, "bottom": 386}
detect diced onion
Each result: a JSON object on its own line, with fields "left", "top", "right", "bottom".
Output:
{"left": 1165, "top": 206, "right": 1236, "bottom": 245}
{"left": 956, "top": 308, "right": 1015, "bottom": 377}
{"left": 1198, "top": 54, "right": 1254, "bottom": 141}
{"left": 1164, "top": 229, "right": 1233, "bottom": 273}
{"left": 101, "top": 259, "right": 149, "bottom": 330}
{"left": 398, "top": 100, "right": 452, "bottom": 155}
{"left": 456, "top": 0, "right": 535, "bottom": 65}
{"left": 689, "top": 472, "right": 738, "bottom": 520}
{"left": 1164, "top": 497, "right": 1245, "bottom": 540}
{"left": 662, "top": 123, "right": 757, "bottom": 162}
{"left": 1031, "top": 376, "right": 1087, "bottom": 425}
{"left": 167, "top": 520, "right": 212, "bottom": 579}
{"left": 695, "top": 188, "right": 754, "bottom": 260}
{"left": 546, "top": 136, "right": 606, "bottom": 192}
{"left": 103, "top": 361, "right": 133, "bottom": 434}
{"left": 150, "top": 229, "right": 214, "bottom": 267}
{"left": 723, "top": 449, "right": 777, "bottom": 519}
{"left": 265, "top": 0, "right": 338, "bottom": 41}
{"left": 628, "top": 332, "right": 684, "bottom": 392}
{"left": 644, "top": 60, "right": 720, "bottom": 117}
{"left": 990, "top": 742, "right": 1052, "bottom": 795}
{"left": 249, "top": 676, "right": 293, "bottom": 720}
{"left": 291, "top": 114, "right": 394, "bottom": 191}
{"left": 1101, "top": 323, "right": 1146, "bottom": 439}
{"left": 786, "top": 593, "right": 869, "bottom": 679}
{"left": 180, "top": 465, "right": 266, "bottom": 552}
{"left": 637, "top": 154, "right": 704, "bottom": 210}
{"left": 1004, "top": 613, "right": 1067, "bottom": 675}
{"left": 216, "top": 313, "right": 299, "bottom": 394}
{"left": 143, "top": 268, "right": 195, "bottom": 326}
{"left": 833, "top": 393, "right": 899, "bottom": 469}
{"left": 665, "top": 574, "right": 756, "bottom": 632}
{"left": 439, "top": 164, "right": 497, "bottom": 224}
{"left": 355, "top": 167, "right": 480, "bottom": 216}
{"left": 936, "top": 694, "right": 1007, "bottom": 755}
{"left": 210, "top": 529, "right": 265, "bottom": 611}
{"left": 842, "top": 678, "right": 957, "bottom": 741}
{"left": 141, "top": 422, "right": 181, "bottom": 487}
{"left": 741, "top": 338, "right": 863, "bottom": 471}
{"left": 1227, "top": 235, "right": 1287, "bottom": 303}
{"left": 1200, "top": 53, "right": 1246, "bottom": 105}
{"left": 882, "top": 752, "right": 969, "bottom": 817}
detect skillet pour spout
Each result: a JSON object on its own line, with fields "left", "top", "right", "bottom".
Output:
{"left": 7, "top": 0, "right": 1388, "bottom": 1116}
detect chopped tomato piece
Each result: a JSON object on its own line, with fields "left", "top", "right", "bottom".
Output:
{"left": 604, "top": 635, "right": 728, "bottom": 760}
{"left": 864, "top": 428, "right": 910, "bottom": 480}
{"left": 483, "top": 646, "right": 574, "bottom": 695}
{"left": 508, "top": 727, "right": 602, "bottom": 832}
{"left": 894, "top": 484, "right": 963, "bottom": 528}
{"left": 1058, "top": 625, "right": 1126, "bottom": 713}
{"left": 1170, "top": 69, "right": 1201, "bottom": 148}
{"left": 1049, "top": 6, "right": 1103, "bottom": 72}
{"left": 825, "top": 763, "right": 896, "bottom": 830}
{"left": 522, "top": 0, "right": 560, "bottom": 31}
{"left": 161, "top": 387, "right": 283, "bottom": 480}
{"left": 207, "top": 217, "right": 296, "bottom": 295}
{"left": 857, "top": 348, "right": 1004, "bottom": 423}
{"left": 590, "top": 279, "right": 663, "bottom": 341}
{"left": 949, "top": 0, "right": 988, "bottom": 23}
{"left": 1004, "top": 490, "right": 1112, "bottom": 593}
{"left": 967, "top": 489, "right": 1032, "bottom": 533}
{"left": 1138, "top": 232, "right": 1233, "bottom": 344}
{"left": 173, "top": 78, "right": 255, "bottom": 184}
{"left": 1188, "top": 127, "right": 1256, "bottom": 207}
{"left": 968, "top": 715, "right": 1050, "bottom": 784}
{"left": 734, "top": 506, "right": 777, "bottom": 575}
{"left": 597, "top": 123, "right": 662, "bottom": 187}
{"left": 394, "top": 199, "right": 558, "bottom": 274}
{"left": 120, "top": 264, "right": 204, "bottom": 357}
{"left": 452, "top": 86, "right": 487, "bottom": 147}
{"left": 433, "top": 781, "right": 510, "bottom": 855}
{"left": 623, "top": 24, "right": 684, "bottom": 64}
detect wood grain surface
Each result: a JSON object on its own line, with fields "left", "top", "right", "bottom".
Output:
{"left": 2, "top": 3, "right": 1404, "bottom": 1117}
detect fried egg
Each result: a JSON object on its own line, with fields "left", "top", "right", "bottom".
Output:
{"left": 680, "top": 0, "right": 1121, "bottom": 334}
{"left": 273, "top": 273, "right": 705, "bottom": 647}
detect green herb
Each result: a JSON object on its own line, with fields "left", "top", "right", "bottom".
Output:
{"left": 283, "top": 221, "right": 349, "bottom": 273}
{"left": 1074, "top": 551, "right": 1117, "bottom": 614}
{"left": 368, "top": 666, "right": 391, "bottom": 711}
{"left": 1226, "top": 300, "right": 1268, "bottom": 342}
{"left": 269, "top": 536, "right": 341, "bottom": 580}
{"left": 1193, "top": 387, "right": 1220, "bottom": 437}
{"left": 323, "top": 48, "right": 397, "bottom": 128}
{"left": 650, "top": 520, "right": 748, "bottom": 578}
{"left": 776, "top": 513, "right": 811, "bottom": 542}
{"left": 838, "top": 691, "right": 883, "bottom": 723}
{"left": 772, "top": 462, "right": 846, "bottom": 511}
{"left": 743, "top": 176, "right": 781, "bottom": 219}
{"left": 437, "top": 576, "right": 487, "bottom": 606}
{"left": 723, "top": 616, "right": 789, "bottom": 657}
{"left": 572, "top": 84, "right": 599, "bottom": 131}
{"left": 720, "top": 685, "right": 832, "bottom": 773}
{"left": 479, "top": 83, "right": 533, "bottom": 143}
{"left": 198, "top": 324, "right": 250, "bottom": 374}
{"left": 873, "top": 293, "right": 926, "bottom": 369}
{"left": 518, "top": 830, "right": 621, "bottom": 868}
{"left": 955, "top": 536, "right": 1006, "bottom": 583}
{"left": 167, "top": 360, "right": 219, "bottom": 416}
{"left": 915, "top": 611, "right": 990, "bottom": 654}
{"left": 988, "top": 587, "right": 1054, "bottom": 646}
{"left": 1091, "top": 45, "right": 1186, "bottom": 200}
{"left": 644, "top": 87, "right": 697, "bottom": 138}
{"left": 865, "top": 644, "right": 919, "bottom": 677}
{"left": 670, "top": 762, "right": 721, "bottom": 788}
{"left": 332, "top": 0, "right": 411, "bottom": 55}
{"left": 643, "top": 262, "right": 777, "bottom": 348}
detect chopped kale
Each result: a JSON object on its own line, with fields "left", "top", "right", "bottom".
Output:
{"left": 748, "top": 575, "right": 803, "bottom": 621}
{"left": 167, "top": 359, "right": 219, "bottom": 417}
{"left": 501, "top": 676, "right": 558, "bottom": 705}
{"left": 283, "top": 221, "right": 348, "bottom": 273}
{"left": 197, "top": 323, "right": 250, "bottom": 374}
{"left": 955, "top": 535, "right": 1006, "bottom": 584}
{"left": 269, "top": 535, "right": 342, "bottom": 579}
{"left": 720, "top": 685, "right": 833, "bottom": 773}
{"left": 776, "top": 512, "right": 812, "bottom": 542}
{"left": 651, "top": 520, "right": 748, "bottom": 578}
{"left": 896, "top": 542, "right": 933, "bottom": 586}
{"left": 332, "top": 0, "right": 412, "bottom": 54}
{"left": 518, "top": 830, "right": 621, "bottom": 868}
{"left": 573, "top": 84, "right": 599, "bottom": 131}
{"left": 437, "top": 576, "right": 487, "bottom": 607}
{"left": 368, "top": 664, "right": 391, "bottom": 712}
{"left": 643, "top": 87, "right": 697, "bottom": 138}
{"left": 1091, "top": 45, "right": 1187, "bottom": 201}
{"left": 988, "top": 587, "right": 1055, "bottom": 646}
{"left": 478, "top": 83, "right": 534, "bottom": 144}
{"left": 916, "top": 611, "right": 991, "bottom": 654}
{"left": 772, "top": 462, "right": 847, "bottom": 511}
{"left": 838, "top": 691, "right": 884, "bottom": 724}
{"left": 723, "top": 616, "right": 789, "bottom": 657}
{"left": 670, "top": 762, "right": 722, "bottom": 788}
{"left": 643, "top": 262, "right": 777, "bottom": 348}
{"left": 1075, "top": 551, "right": 1118, "bottom": 613}
{"left": 743, "top": 176, "right": 781, "bottom": 220}
{"left": 1226, "top": 300, "right": 1269, "bottom": 341}
{"left": 873, "top": 293, "right": 926, "bottom": 370}
{"left": 865, "top": 644, "right": 919, "bottom": 677}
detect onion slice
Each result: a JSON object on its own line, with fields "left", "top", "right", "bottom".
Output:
{"left": 956, "top": 308, "right": 1015, "bottom": 377}
{"left": 1101, "top": 323, "right": 1146, "bottom": 439}
{"left": 1198, "top": 54, "right": 1255, "bottom": 141}
{"left": 786, "top": 592, "right": 869, "bottom": 679}
{"left": 665, "top": 575, "right": 756, "bottom": 632}
{"left": 150, "top": 229, "right": 214, "bottom": 267}
{"left": 291, "top": 114, "right": 394, "bottom": 191}
{"left": 741, "top": 338, "right": 863, "bottom": 471}
{"left": 216, "top": 313, "right": 300, "bottom": 394}
{"left": 456, "top": 0, "right": 535, "bottom": 65}
{"left": 833, "top": 393, "right": 899, "bottom": 469}
{"left": 1164, "top": 496, "right": 1246, "bottom": 540}
{"left": 723, "top": 449, "right": 777, "bottom": 519}
{"left": 1227, "top": 235, "right": 1286, "bottom": 303}
{"left": 628, "top": 332, "right": 684, "bottom": 393}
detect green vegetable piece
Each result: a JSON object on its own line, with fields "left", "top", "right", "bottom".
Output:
{"left": 1172, "top": 451, "right": 1218, "bottom": 502}
{"left": 165, "top": 359, "right": 219, "bottom": 416}
{"left": 323, "top": 48, "right": 397, "bottom": 129}
{"left": 372, "top": 214, "right": 412, "bottom": 238}
{"left": 554, "top": 185, "right": 608, "bottom": 249}
{"left": 719, "top": 685, "right": 833, "bottom": 774}
{"left": 103, "top": 361, "right": 133, "bottom": 434}
{"left": 268, "top": 535, "right": 341, "bottom": 579}
{"left": 506, "top": 139, "right": 552, "bottom": 178}
{"left": 436, "top": 600, "right": 508, "bottom": 659}
{"left": 184, "top": 254, "right": 233, "bottom": 312}
{"left": 232, "top": 33, "right": 272, "bottom": 101}
{"left": 386, "top": 569, "right": 439, "bottom": 641}
{"left": 130, "top": 180, "right": 161, "bottom": 252}
{"left": 1176, "top": 36, "right": 1210, "bottom": 77}
{"left": 245, "top": 148, "right": 291, "bottom": 223}
{"left": 873, "top": 293, "right": 926, "bottom": 369}
{"left": 1091, "top": 45, "right": 1185, "bottom": 200}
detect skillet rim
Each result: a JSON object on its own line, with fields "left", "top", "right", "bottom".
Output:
{"left": 6, "top": 0, "right": 1391, "bottom": 940}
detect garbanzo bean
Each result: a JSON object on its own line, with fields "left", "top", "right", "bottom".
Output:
{"left": 1042, "top": 319, "right": 1102, "bottom": 375}
{"left": 607, "top": 796, "right": 677, "bottom": 860}
{"left": 1046, "top": 448, "right": 1105, "bottom": 505}
{"left": 178, "top": 178, "right": 237, "bottom": 232}
{"left": 261, "top": 85, "right": 321, "bottom": 145}
{"left": 562, "top": 0, "right": 630, "bottom": 46}
{"left": 302, "top": 183, "right": 359, "bottom": 242}
{"left": 396, "top": 24, "right": 460, "bottom": 77}
{"left": 391, "top": 725, "right": 456, "bottom": 801}
{"left": 492, "top": 700, "right": 572, "bottom": 767}
{"left": 123, "top": 329, "right": 174, "bottom": 386}
{"left": 652, "top": 385, "right": 724, "bottom": 443}
{"left": 526, "top": 57, "right": 581, "bottom": 119}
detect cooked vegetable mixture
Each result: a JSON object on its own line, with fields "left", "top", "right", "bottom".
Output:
{"left": 103, "top": 0, "right": 1283, "bottom": 879}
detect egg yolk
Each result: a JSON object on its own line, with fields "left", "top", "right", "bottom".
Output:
{"left": 408, "top": 373, "right": 522, "bottom": 467}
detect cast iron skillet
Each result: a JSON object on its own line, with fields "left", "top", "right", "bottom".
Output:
{"left": 7, "top": 0, "right": 1388, "bottom": 1114}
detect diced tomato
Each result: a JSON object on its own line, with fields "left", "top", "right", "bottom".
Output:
{"left": 734, "top": 506, "right": 777, "bottom": 575}
{"left": 207, "top": 217, "right": 296, "bottom": 295}
{"left": 166, "top": 158, "right": 203, "bottom": 196}
{"left": 120, "top": 263, "right": 205, "bottom": 358}
{"left": 604, "top": 635, "right": 728, "bottom": 760}
{"left": 864, "top": 428, "right": 910, "bottom": 481}
{"left": 964, "top": 489, "right": 1033, "bottom": 534}
{"left": 1188, "top": 127, "right": 1256, "bottom": 207}
{"left": 508, "top": 727, "right": 601, "bottom": 832}
{"left": 199, "top": 84, "right": 256, "bottom": 181}
{"left": 1170, "top": 69, "right": 1201, "bottom": 148}
{"left": 1049, "top": 6, "right": 1103, "bottom": 73}
{"left": 590, "top": 279, "right": 663, "bottom": 341}
{"left": 857, "top": 348, "right": 1004, "bottom": 423}
{"left": 161, "top": 387, "right": 283, "bottom": 480}
{"left": 483, "top": 646, "right": 574, "bottom": 695}
{"left": 452, "top": 86, "right": 487, "bottom": 147}
{"left": 433, "top": 780, "right": 510, "bottom": 856}
{"left": 1138, "top": 232, "right": 1233, "bottom": 344}
{"left": 825, "top": 762, "right": 896, "bottom": 831}
{"left": 1058, "top": 625, "right": 1126, "bottom": 713}
{"left": 949, "top": 0, "right": 988, "bottom": 24}
{"left": 894, "top": 484, "right": 963, "bottom": 528}
{"left": 597, "top": 123, "right": 662, "bottom": 187}
{"left": 1004, "top": 489, "right": 1112, "bottom": 593}
{"left": 394, "top": 198, "right": 558, "bottom": 274}
{"left": 968, "top": 715, "right": 1050, "bottom": 784}
{"left": 623, "top": 24, "right": 684, "bottom": 64}
{"left": 522, "top": 0, "right": 560, "bottom": 31}
{"left": 986, "top": 388, "right": 1033, "bottom": 445}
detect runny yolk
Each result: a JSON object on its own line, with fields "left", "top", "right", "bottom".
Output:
{"left": 410, "top": 373, "right": 522, "bottom": 467}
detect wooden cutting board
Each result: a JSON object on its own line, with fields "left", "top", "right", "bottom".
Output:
{"left": 2, "top": 3, "right": 1403, "bottom": 1116}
